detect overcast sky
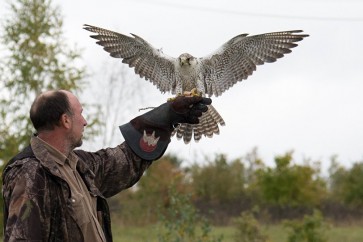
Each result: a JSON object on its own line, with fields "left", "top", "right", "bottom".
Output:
{"left": 2, "top": 0, "right": 363, "bottom": 171}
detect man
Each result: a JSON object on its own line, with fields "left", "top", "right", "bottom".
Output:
{"left": 2, "top": 90, "right": 211, "bottom": 242}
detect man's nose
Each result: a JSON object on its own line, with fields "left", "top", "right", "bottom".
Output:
{"left": 83, "top": 117, "right": 88, "bottom": 126}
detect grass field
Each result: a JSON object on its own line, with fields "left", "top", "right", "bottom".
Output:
{"left": 112, "top": 224, "right": 363, "bottom": 242}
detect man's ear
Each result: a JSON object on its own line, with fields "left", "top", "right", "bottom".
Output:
{"left": 60, "top": 113, "right": 72, "bottom": 129}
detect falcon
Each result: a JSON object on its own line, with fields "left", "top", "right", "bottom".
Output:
{"left": 84, "top": 24, "right": 308, "bottom": 144}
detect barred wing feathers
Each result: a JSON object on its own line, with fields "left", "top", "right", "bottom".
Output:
{"left": 83, "top": 24, "right": 178, "bottom": 94}
{"left": 200, "top": 30, "right": 309, "bottom": 97}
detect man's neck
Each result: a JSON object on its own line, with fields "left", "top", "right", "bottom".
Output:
{"left": 37, "top": 131, "right": 71, "bottom": 156}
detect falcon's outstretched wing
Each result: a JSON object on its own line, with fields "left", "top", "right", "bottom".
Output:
{"left": 83, "top": 24, "right": 178, "bottom": 94}
{"left": 200, "top": 30, "right": 309, "bottom": 97}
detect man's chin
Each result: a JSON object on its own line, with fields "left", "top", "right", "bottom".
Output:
{"left": 76, "top": 140, "right": 83, "bottom": 148}
{"left": 72, "top": 139, "right": 83, "bottom": 149}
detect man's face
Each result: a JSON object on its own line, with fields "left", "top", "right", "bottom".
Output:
{"left": 67, "top": 93, "right": 87, "bottom": 149}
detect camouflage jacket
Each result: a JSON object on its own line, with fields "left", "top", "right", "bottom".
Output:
{"left": 2, "top": 141, "right": 152, "bottom": 242}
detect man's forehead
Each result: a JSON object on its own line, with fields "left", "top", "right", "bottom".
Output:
{"left": 63, "top": 91, "right": 82, "bottom": 109}
{"left": 41, "top": 90, "right": 57, "bottom": 97}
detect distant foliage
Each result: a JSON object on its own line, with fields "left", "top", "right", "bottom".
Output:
{"left": 329, "top": 159, "right": 363, "bottom": 207}
{"left": 109, "top": 150, "right": 363, "bottom": 226}
{"left": 233, "top": 210, "right": 269, "bottom": 242}
{"left": 284, "top": 210, "right": 328, "bottom": 242}
{"left": 191, "top": 154, "right": 245, "bottom": 203}
{"left": 255, "top": 152, "right": 326, "bottom": 208}
{"left": 110, "top": 155, "right": 188, "bottom": 225}
{"left": 157, "top": 185, "right": 223, "bottom": 242}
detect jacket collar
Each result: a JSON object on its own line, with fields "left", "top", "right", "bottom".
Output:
{"left": 31, "top": 135, "right": 66, "bottom": 179}
{"left": 30, "top": 135, "right": 103, "bottom": 198}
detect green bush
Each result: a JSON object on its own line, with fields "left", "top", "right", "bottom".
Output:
{"left": 233, "top": 210, "right": 269, "bottom": 242}
{"left": 255, "top": 152, "right": 326, "bottom": 209}
{"left": 157, "top": 185, "right": 223, "bottom": 242}
{"left": 284, "top": 210, "right": 328, "bottom": 242}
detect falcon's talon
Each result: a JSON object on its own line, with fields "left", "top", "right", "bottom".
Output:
{"left": 183, "top": 88, "right": 201, "bottom": 97}
{"left": 167, "top": 93, "right": 185, "bottom": 102}
{"left": 168, "top": 89, "right": 200, "bottom": 102}
{"left": 191, "top": 88, "right": 201, "bottom": 97}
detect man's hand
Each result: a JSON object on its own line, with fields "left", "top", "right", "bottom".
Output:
{"left": 169, "top": 96, "right": 211, "bottom": 126}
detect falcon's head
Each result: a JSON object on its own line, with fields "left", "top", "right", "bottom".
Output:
{"left": 179, "top": 53, "right": 197, "bottom": 67}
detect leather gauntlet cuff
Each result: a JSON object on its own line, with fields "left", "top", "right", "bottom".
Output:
{"left": 119, "top": 121, "right": 171, "bottom": 161}
{"left": 119, "top": 96, "right": 211, "bottom": 160}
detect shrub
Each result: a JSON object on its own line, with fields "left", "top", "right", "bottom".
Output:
{"left": 233, "top": 210, "right": 269, "bottom": 242}
{"left": 157, "top": 185, "right": 223, "bottom": 242}
{"left": 284, "top": 210, "right": 328, "bottom": 242}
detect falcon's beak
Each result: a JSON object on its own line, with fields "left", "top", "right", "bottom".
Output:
{"left": 180, "top": 57, "right": 187, "bottom": 66}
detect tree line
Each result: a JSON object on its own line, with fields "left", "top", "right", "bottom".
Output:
{"left": 109, "top": 149, "right": 363, "bottom": 226}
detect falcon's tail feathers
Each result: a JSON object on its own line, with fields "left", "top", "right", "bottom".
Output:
{"left": 172, "top": 104, "right": 225, "bottom": 144}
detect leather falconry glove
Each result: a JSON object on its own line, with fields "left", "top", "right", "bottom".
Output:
{"left": 119, "top": 96, "right": 211, "bottom": 160}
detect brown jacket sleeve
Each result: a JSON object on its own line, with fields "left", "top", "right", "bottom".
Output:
{"left": 74, "top": 142, "right": 153, "bottom": 198}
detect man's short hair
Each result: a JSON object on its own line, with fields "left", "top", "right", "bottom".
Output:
{"left": 30, "top": 90, "right": 73, "bottom": 131}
